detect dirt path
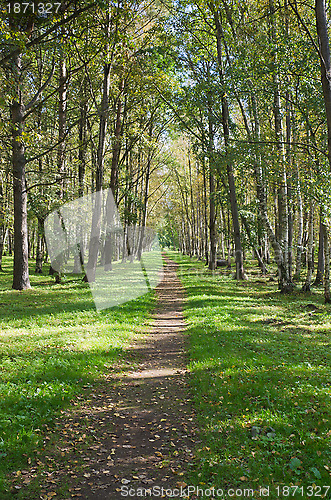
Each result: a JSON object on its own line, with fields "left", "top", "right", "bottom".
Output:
{"left": 9, "top": 258, "right": 197, "bottom": 499}
{"left": 9, "top": 258, "right": 197, "bottom": 500}
{"left": 73, "top": 257, "right": 196, "bottom": 499}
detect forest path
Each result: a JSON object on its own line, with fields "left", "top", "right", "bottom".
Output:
{"left": 70, "top": 257, "right": 197, "bottom": 499}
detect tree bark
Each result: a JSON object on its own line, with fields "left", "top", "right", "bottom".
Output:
{"left": 302, "top": 200, "right": 314, "bottom": 291}
{"left": 11, "top": 51, "right": 31, "bottom": 290}
{"left": 0, "top": 182, "right": 4, "bottom": 271}
{"left": 314, "top": 210, "right": 325, "bottom": 285}
{"left": 270, "top": 0, "right": 291, "bottom": 291}
{"left": 104, "top": 81, "right": 124, "bottom": 270}
{"left": 315, "top": 0, "right": 331, "bottom": 303}
{"left": 293, "top": 163, "right": 303, "bottom": 280}
{"left": 35, "top": 217, "right": 44, "bottom": 274}
{"left": 58, "top": 57, "right": 67, "bottom": 197}
{"left": 0, "top": 226, "right": 4, "bottom": 272}
{"left": 209, "top": 168, "right": 217, "bottom": 271}
{"left": 73, "top": 84, "right": 88, "bottom": 274}
{"left": 213, "top": 9, "right": 245, "bottom": 279}
{"left": 315, "top": 0, "right": 331, "bottom": 168}
{"left": 202, "top": 158, "right": 209, "bottom": 266}
{"left": 85, "top": 10, "right": 111, "bottom": 282}
{"left": 323, "top": 223, "right": 331, "bottom": 303}
{"left": 251, "top": 90, "right": 293, "bottom": 292}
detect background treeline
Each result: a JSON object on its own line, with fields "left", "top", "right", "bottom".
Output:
{"left": 0, "top": 0, "right": 172, "bottom": 288}
{"left": 1, "top": 0, "right": 331, "bottom": 301}
{"left": 158, "top": 0, "right": 331, "bottom": 301}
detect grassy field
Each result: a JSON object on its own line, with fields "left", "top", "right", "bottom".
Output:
{"left": 167, "top": 251, "right": 331, "bottom": 499}
{"left": 1, "top": 251, "right": 330, "bottom": 498}
{"left": 0, "top": 255, "right": 156, "bottom": 495}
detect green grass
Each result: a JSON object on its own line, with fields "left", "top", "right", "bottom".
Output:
{"left": 0, "top": 255, "right": 156, "bottom": 495}
{"left": 168, "top": 251, "right": 331, "bottom": 499}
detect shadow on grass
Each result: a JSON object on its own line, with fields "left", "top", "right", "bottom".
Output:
{"left": 169, "top": 252, "right": 331, "bottom": 491}
{"left": 0, "top": 280, "right": 155, "bottom": 324}
{"left": 0, "top": 257, "right": 156, "bottom": 494}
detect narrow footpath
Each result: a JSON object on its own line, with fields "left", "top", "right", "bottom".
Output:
{"left": 10, "top": 259, "right": 198, "bottom": 499}
{"left": 76, "top": 258, "right": 197, "bottom": 499}
{"left": 66, "top": 258, "right": 197, "bottom": 499}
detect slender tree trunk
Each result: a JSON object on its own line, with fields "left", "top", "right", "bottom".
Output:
{"left": 51, "top": 56, "right": 67, "bottom": 284}
{"left": 0, "top": 226, "right": 4, "bottom": 272}
{"left": 270, "top": 0, "right": 291, "bottom": 290}
{"left": 202, "top": 158, "right": 209, "bottom": 266}
{"left": 85, "top": 19, "right": 111, "bottom": 282}
{"left": 286, "top": 94, "right": 294, "bottom": 281}
{"left": 293, "top": 164, "right": 303, "bottom": 280}
{"left": 302, "top": 200, "right": 314, "bottom": 291}
{"left": 58, "top": 57, "right": 67, "bottom": 197}
{"left": 315, "top": 0, "right": 331, "bottom": 168}
{"left": 0, "top": 182, "right": 4, "bottom": 271}
{"left": 35, "top": 217, "right": 44, "bottom": 274}
{"left": 315, "top": 0, "right": 331, "bottom": 303}
{"left": 314, "top": 210, "right": 325, "bottom": 285}
{"left": 110, "top": 80, "right": 124, "bottom": 199}
{"left": 73, "top": 85, "right": 87, "bottom": 274}
{"left": 284, "top": 0, "right": 294, "bottom": 281}
{"left": 104, "top": 81, "right": 124, "bottom": 271}
{"left": 323, "top": 223, "right": 331, "bottom": 302}
{"left": 213, "top": 9, "right": 245, "bottom": 279}
{"left": 251, "top": 90, "right": 293, "bottom": 292}
{"left": 209, "top": 168, "right": 217, "bottom": 270}
{"left": 137, "top": 154, "right": 151, "bottom": 260}
{"left": 11, "top": 52, "right": 31, "bottom": 290}
{"left": 227, "top": 210, "right": 231, "bottom": 268}
{"left": 242, "top": 216, "right": 268, "bottom": 274}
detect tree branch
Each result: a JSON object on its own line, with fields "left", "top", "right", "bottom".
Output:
{"left": 25, "top": 58, "right": 56, "bottom": 112}
{"left": 0, "top": 3, "right": 96, "bottom": 68}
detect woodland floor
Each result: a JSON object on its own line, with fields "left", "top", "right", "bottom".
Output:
{"left": 10, "top": 258, "right": 198, "bottom": 499}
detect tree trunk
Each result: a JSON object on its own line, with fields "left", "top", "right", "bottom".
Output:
{"left": 314, "top": 210, "right": 325, "bottom": 285}
{"left": 286, "top": 93, "right": 293, "bottom": 281}
{"left": 270, "top": 0, "right": 291, "bottom": 291}
{"left": 323, "top": 223, "right": 331, "bottom": 303}
{"left": 58, "top": 57, "right": 67, "bottom": 197}
{"left": 137, "top": 152, "right": 151, "bottom": 261}
{"left": 0, "top": 182, "right": 4, "bottom": 271}
{"left": 251, "top": 90, "right": 293, "bottom": 292}
{"left": 285, "top": 5, "right": 293, "bottom": 280}
{"left": 315, "top": 0, "right": 331, "bottom": 168}
{"left": 85, "top": 54, "right": 111, "bottom": 281}
{"left": 0, "top": 227, "right": 4, "bottom": 272}
{"left": 293, "top": 164, "right": 303, "bottom": 280}
{"left": 35, "top": 217, "right": 44, "bottom": 274}
{"left": 209, "top": 168, "right": 217, "bottom": 270}
{"left": 302, "top": 200, "right": 314, "bottom": 291}
{"left": 103, "top": 80, "right": 124, "bottom": 271}
{"left": 50, "top": 56, "right": 67, "bottom": 283}
{"left": 213, "top": 9, "right": 245, "bottom": 279}
{"left": 11, "top": 52, "right": 31, "bottom": 290}
{"left": 242, "top": 216, "right": 268, "bottom": 275}
{"left": 73, "top": 86, "right": 88, "bottom": 274}
{"left": 315, "top": 0, "right": 331, "bottom": 302}
{"left": 202, "top": 157, "right": 209, "bottom": 266}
